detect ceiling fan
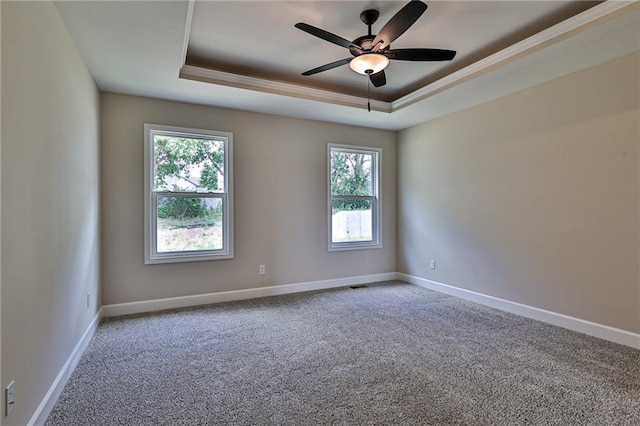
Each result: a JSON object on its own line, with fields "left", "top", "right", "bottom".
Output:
{"left": 295, "top": 0, "right": 456, "bottom": 88}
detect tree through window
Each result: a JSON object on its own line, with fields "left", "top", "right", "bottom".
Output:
{"left": 144, "top": 124, "right": 233, "bottom": 263}
{"left": 328, "top": 144, "right": 381, "bottom": 250}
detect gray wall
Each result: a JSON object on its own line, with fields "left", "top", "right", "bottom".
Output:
{"left": 1, "top": 2, "right": 638, "bottom": 424}
{"left": 1, "top": 1, "right": 101, "bottom": 425}
{"left": 398, "top": 53, "right": 640, "bottom": 333}
{"left": 101, "top": 93, "right": 397, "bottom": 305}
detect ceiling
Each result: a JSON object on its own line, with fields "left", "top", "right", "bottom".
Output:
{"left": 187, "top": 1, "right": 595, "bottom": 101}
{"left": 54, "top": 1, "right": 640, "bottom": 130}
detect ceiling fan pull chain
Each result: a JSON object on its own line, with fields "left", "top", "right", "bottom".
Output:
{"left": 367, "top": 78, "right": 371, "bottom": 112}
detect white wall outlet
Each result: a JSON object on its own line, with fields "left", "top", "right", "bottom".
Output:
{"left": 259, "top": 265, "right": 266, "bottom": 275}
{"left": 86, "top": 292, "right": 91, "bottom": 308}
{"left": 429, "top": 259, "right": 436, "bottom": 270}
{"left": 6, "top": 381, "right": 15, "bottom": 415}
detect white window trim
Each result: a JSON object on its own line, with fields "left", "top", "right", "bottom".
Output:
{"left": 144, "top": 123, "right": 234, "bottom": 264}
{"left": 327, "top": 143, "right": 382, "bottom": 252}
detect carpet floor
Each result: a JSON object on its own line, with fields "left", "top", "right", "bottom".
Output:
{"left": 47, "top": 281, "right": 639, "bottom": 425}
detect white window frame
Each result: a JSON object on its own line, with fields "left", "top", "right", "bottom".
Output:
{"left": 328, "top": 143, "right": 381, "bottom": 251}
{"left": 144, "top": 123, "right": 233, "bottom": 264}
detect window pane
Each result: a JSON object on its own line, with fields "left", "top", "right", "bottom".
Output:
{"left": 330, "top": 150, "right": 373, "bottom": 196}
{"left": 331, "top": 198, "right": 373, "bottom": 243}
{"left": 156, "top": 196, "right": 223, "bottom": 253}
{"left": 153, "top": 134, "right": 225, "bottom": 193}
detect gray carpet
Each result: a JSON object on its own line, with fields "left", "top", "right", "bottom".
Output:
{"left": 47, "top": 281, "right": 639, "bottom": 425}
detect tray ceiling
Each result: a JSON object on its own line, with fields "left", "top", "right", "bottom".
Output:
{"left": 185, "top": 1, "right": 598, "bottom": 102}
{"left": 53, "top": 1, "right": 640, "bottom": 130}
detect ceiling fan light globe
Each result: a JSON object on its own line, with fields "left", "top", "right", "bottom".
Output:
{"left": 349, "top": 53, "right": 389, "bottom": 75}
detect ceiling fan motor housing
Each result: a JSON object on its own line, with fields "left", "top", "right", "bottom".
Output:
{"left": 351, "top": 36, "right": 376, "bottom": 55}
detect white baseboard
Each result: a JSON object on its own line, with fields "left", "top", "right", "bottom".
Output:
{"left": 28, "top": 308, "right": 103, "bottom": 426}
{"left": 26, "top": 272, "right": 639, "bottom": 425}
{"left": 101, "top": 273, "right": 398, "bottom": 317}
{"left": 103, "top": 272, "right": 640, "bottom": 349}
{"left": 399, "top": 273, "right": 640, "bottom": 350}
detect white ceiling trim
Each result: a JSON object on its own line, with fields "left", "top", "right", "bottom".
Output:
{"left": 392, "top": 0, "right": 640, "bottom": 111}
{"left": 178, "top": 0, "right": 390, "bottom": 112}
{"left": 179, "top": 65, "right": 392, "bottom": 112}
{"left": 179, "top": 0, "right": 639, "bottom": 114}
{"left": 180, "top": 0, "right": 195, "bottom": 69}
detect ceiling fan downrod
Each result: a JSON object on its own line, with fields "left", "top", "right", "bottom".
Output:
{"left": 360, "top": 9, "right": 379, "bottom": 36}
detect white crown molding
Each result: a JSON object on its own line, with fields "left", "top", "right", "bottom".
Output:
{"left": 391, "top": 0, "right": 640, "bottom": 111}
{"left": 180, "top": 65, "right": 392, "bottom": 112}
{"left": 179, "top": 0, "right": 195, "bottom": 70}
{"left": 179, "top": 1, "right": 638, "bottom": 113}
{"left": 178, "top": 1, "right": 389, "bottom": 112}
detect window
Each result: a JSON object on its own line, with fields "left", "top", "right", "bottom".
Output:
{"left": 328, "top": 144, "right": 381, "bottom": 251}
{"left": 144, "top": 124, "right": 233, "bottom": 264}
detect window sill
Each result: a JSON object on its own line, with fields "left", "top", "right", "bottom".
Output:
{"left": 328, "top": 242, "right": 382, "bottom": 252}
{"left": 145, "top": 251, "right": 234, "bottom": 265}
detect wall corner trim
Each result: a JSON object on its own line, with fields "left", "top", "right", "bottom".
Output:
{"left": 399, "top": 273, "right": 640, "bottom": 350}
{"left": 28, "top": 308, "right": 103, "bottom": 426}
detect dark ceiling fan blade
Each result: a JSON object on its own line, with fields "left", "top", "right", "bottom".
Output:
{"left": 369, "top": 70, "right": 386, "bottom": 87}
{"left": 384, "top": 48, "right": 456, "bottom": 61}
{"left": 372, "top": 1, "right": 428, "bottom": 52}
{"left": 295, "top": 23, "right": 362, "bottom": 52}
{"left": 301, "top": 58, "right": 352, "bottom": 76}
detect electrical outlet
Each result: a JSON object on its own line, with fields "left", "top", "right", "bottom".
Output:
{"left": 429, "top": 259, "right": 436, "bottom": 270}
{"left": 259, "top": 265, "right": 266, "bottom": 275}
{"left": 86, "top": 292, "right": 91, "bottom": 308}
{"left": 6, "top": 381, "right": 15, "bottom": 415}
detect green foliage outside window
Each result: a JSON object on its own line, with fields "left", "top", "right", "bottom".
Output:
{"left": 153, "top": 136, "right": 225, "bottom": 222}
{"left": 153, "top": 135, "right": 224, "bottom": 192}
{"left": 330, "top": 151, "right": 373, "bottom": 211}
{"left": 156, "top": 190, "right": 214, "bottom": 220}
